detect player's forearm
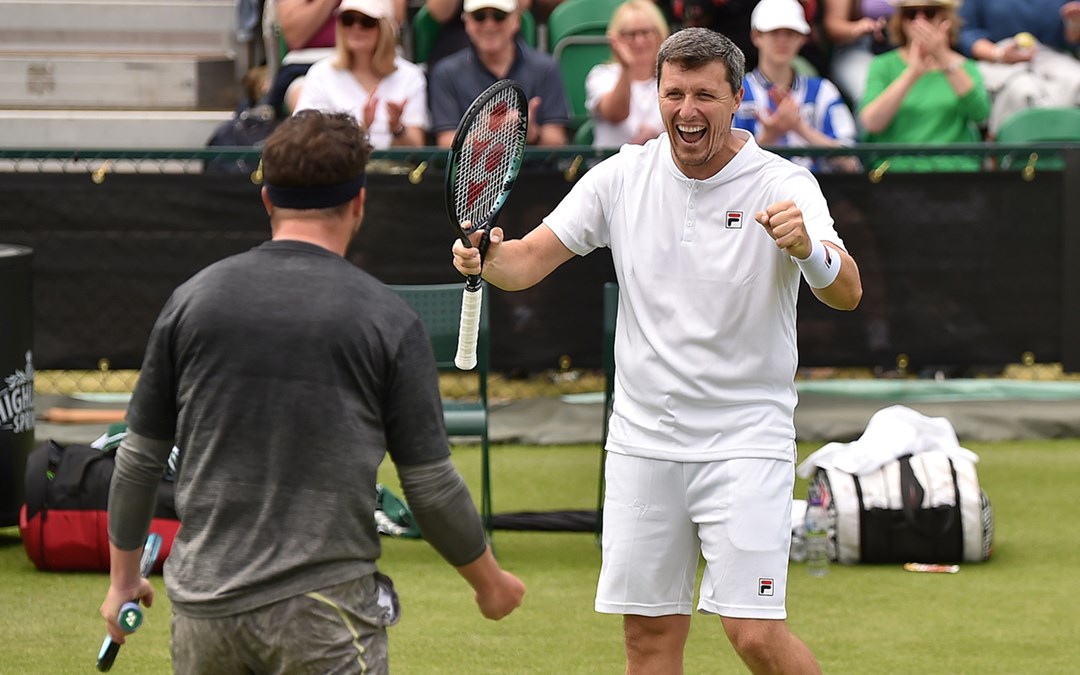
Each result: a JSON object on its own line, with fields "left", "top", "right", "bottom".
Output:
{"left": 455, "top": 546, "right": 503, "bottom": 592}
{"left": 482, "top": 226, "right": 575, "bottom": 291}
{"left": 397, "top": 459, "right": 487, "bottom": 567}
{"left": 108, "top": 432, "right": 173, "bottom": 550}
{"left": 109, "top": 544, "right": 145, "bottom": 591}
{"left": 810, "top": 246, "right": 862, "bottom": 311}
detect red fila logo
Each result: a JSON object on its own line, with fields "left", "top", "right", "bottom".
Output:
{"left": 725, "top": 211, "right": 743, "bottom": 229}
{"left": 758, "top": 578, "right": 774, "bottom": 596}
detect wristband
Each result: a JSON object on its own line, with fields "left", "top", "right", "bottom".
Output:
{"left": 391, "top": 124, "right": 406, "bottom": 138}
{"left": 796, "top": 240, "right": 842, "bottom": 289}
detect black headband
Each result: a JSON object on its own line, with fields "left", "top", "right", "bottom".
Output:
{"left": 265, "top": 174, "right": 366, "bottom": 209}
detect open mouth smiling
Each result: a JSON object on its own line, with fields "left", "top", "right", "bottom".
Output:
{"left": 676, "top": 124, "right": 707, "bottom": 144}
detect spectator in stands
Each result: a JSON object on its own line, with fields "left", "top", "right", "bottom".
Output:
{"left": 859, "top": 0, "right": 989, "bottom": 171}
{"left": 269, "top": 0, "right": 406, "bottom": 117}
{"left": 585, "top": 0, "right": 670, "bottom": 149}
{"left": 956, "top": 0, "right": 1080, "bottom": 136}
{"left": 429, "top": 0, "right": 571, "bottom": 147}
{"left": 667, "top": 0, "right": 762, "bottom": 69}
{"left": 735, "top": 0, "right": 859, "bottom": 170}
{"left": 822, "top": 0, "right": 894, "bottom": 106}
{"left": 663, "top": 0, "right": 830, "bottom": 75}
{"left": 294, "top": 0, "right": 429, "bottom": 147}
{"left": 423, "top": 0, "right": 533, "bottom": 70}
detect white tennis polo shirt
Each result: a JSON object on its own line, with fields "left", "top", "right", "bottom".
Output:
{"left": 545, "top": 130, "right": 844, "bottom": 462}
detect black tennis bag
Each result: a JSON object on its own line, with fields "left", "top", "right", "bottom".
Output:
{"left": 19, "top": 439, "right": 180, "bottom": 571}
{"left": 812, "top": 451, "right": 994, "bottom": 564}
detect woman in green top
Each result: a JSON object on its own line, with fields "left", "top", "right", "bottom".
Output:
{"left": 859, "top": 0, "right": 990, "bottom": 172}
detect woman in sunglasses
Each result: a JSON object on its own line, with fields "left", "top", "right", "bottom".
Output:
{"left": 294, "top": 0, "right": 429, "bottom": 147}
{"left": 858, "top": 0, "right": 990, "bottom": 171}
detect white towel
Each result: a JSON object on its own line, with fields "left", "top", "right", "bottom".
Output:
{"left": 797, "top": 405, "right": 980, "bottom": 479}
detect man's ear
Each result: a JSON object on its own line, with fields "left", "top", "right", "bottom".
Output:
{"left": 261, "top": 186, "right": 273, "bottom": 216}
{"left": 353, "top": 187, "right": 366, "bottom": 219}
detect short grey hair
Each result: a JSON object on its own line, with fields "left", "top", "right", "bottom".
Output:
{"left": 656, "top": 27, "right": 745, "bottom": 97}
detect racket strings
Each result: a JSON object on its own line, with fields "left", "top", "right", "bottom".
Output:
{"left": 453, "top": 88, "right": 527, "bottom": 228}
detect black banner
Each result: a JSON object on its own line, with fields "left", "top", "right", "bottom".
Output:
{"left": 0, "top": 162, "right": 1073, "bottom": 373}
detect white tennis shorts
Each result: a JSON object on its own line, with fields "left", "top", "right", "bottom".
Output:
{"left": 595, "top": 452, "right": 794, "bottom": 619}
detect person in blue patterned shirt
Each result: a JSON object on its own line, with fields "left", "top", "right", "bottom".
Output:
{"left": 734, "top": 0, "right": 860, "bottom": 171}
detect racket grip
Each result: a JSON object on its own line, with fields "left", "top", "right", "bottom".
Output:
{"left": 118, "top": 602, "right": 143, "bottom": 632}
{"left": 455, "top": 285, "right": 483, "bottom": 370}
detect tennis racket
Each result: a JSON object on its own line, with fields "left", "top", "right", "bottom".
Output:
{"left": 445, "top": 79, "right": 528, "bottom": 370}
{"left": 96, "top": 532, "right": 163, "bottom": 673}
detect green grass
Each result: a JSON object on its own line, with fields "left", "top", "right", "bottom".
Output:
{"left": 2, "top": 440, "right": 1079, "bottom": 673}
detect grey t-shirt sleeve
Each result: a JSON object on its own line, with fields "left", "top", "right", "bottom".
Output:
{"left": 397, "top": 458, "right": 487, "bottom": 567}
{"left": 383, "top": 317, "right": 453, "bottom": 466}
{"left": 125, "top": 293, "right": 180, "bottom": 441}
{"left": 108, "top": 431, "right": 175, "bottom": 551}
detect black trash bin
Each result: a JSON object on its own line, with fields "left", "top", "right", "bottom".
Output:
{"left": 0, "top": 244, "right": 34, "bottom": 527}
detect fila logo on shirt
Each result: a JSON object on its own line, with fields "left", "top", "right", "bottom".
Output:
{"left": 725, "top": 211, "right": 743, "bottom": 229}
{"left": 758, "top": 578, "right": 774, "bottom": 597}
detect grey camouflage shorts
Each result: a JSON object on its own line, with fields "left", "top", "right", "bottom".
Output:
{"left": 172, "top": 573, "right": 400, "bottom": 674}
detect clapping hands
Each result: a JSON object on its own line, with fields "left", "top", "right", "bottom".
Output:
{"left": 903, "top": 16, "right": 953, "bottom": 75}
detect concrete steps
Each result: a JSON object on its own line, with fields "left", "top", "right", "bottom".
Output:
{"left": 0, "top": 109, "right": 234, "bottom": 149}
{"left": 0, "top": 0, "right": 244, "bottom": 148}
{"left": 1, "top": 53, "right": 237, "bottom": 110}
{"left": 0, "top": 0, "right": 237, "bottom": 56}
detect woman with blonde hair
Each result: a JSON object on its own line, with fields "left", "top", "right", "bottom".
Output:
{"left": 584, "top": 0, "right": 670, "bottom": 148}
{"left": 859, "top": 0, "right": 989, "bottom": 171}
{"left": 295, "top": 0, "right": 429, "bottom": 147}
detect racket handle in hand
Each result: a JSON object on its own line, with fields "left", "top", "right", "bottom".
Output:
{"left": 455, "top": 284, "right": 483, "bottom": 370}
{"left": 96, "top": 596, "right": 145, "bottom": 672}
{"left": 96, "top": 533, "right": 162, "bottom": 672}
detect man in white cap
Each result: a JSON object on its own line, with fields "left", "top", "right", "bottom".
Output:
{"left": 429, "top": 0, "right": 571, "bottom": 146}
{"left": 734, "top": 0, "right": 858, "bottom": 171}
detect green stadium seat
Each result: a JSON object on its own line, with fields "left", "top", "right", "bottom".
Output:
{"left": 547, "top": 0, "right": 622, "bottom": 130}
{"left": 996, "top": 107, "right": 1080, "bottom": 144}
{"left": 572, "top": 117, "right": 594, "bottom": 146}
{"left": 412, "top": 5, "right": 538, "bottom": 64}
{"left": 547, "top": 0, "right": 622, "bottom": 49}
{"left": 995, "top": 107, "right": 1080, "bottom": 171}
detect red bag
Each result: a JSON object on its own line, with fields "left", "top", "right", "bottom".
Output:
{"left": 19, "top": 440, "right": 179, "bottom": 572}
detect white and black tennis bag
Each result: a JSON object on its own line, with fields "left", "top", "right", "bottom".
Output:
{"left": 799, "top": 405, "right": 995, "bottom": 564}
{"left": 811, "top": 450, "right": 994, "bottom": 564}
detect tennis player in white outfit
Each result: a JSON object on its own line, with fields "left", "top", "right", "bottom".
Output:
{"left": 452, "top": 28, "right": 862, "bottom": 675}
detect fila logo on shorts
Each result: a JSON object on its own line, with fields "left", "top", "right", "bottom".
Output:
{"left": 725, "top": 211, "right": 743, "bottom": 229}
{"left": 758, "top": 578, "right": 774, "bottom": 596}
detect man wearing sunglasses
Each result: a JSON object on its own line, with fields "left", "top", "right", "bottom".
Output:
{"left": 429, "top": 0, "right": 571, "bottom": 147}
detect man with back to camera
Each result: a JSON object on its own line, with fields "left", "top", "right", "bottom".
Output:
{"left": 452, "top": 28, "right": 862, "bottom": 675}
{"left": 428, "top": 0, "right": 571, "bottom": 147}
{"left": 100, "top": 110, "right": 525, "bottom": 674}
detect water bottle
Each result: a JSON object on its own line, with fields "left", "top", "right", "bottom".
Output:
{"left": 805, "top": 483, "right": 829, "bottom": 577}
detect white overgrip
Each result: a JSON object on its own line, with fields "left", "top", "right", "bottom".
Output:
{"left": 455, "top": 285, "right": 482, "bottom": 370}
